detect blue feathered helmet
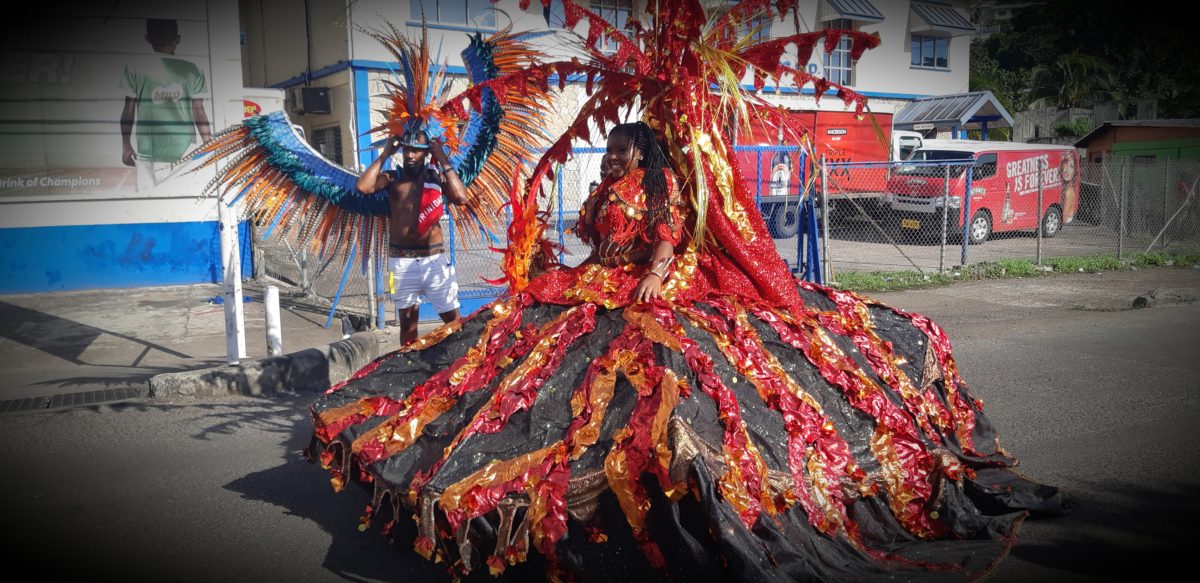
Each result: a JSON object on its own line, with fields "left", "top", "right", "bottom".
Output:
{"left": 370, "top": 23, "right": 458, "bottom": 155}
{"left": 397, "top": 121, "right": 432, "bottom": 151}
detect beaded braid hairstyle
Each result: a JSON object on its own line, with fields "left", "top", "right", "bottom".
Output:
{"left": 609, "top": 121, "right": 673, "bottom": 227}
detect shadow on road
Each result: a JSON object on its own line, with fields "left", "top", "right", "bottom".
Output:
{"left": 218, "top": 396, "right": 537, "bottom": 582}
{"left": 1007, "top": 477, "right": 1200, "bottom": 579}
{"left": 0, "top": 300, "right": 192, "bottom": 363}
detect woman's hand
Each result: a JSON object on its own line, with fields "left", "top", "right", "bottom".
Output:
{"left": 634, "top": 273, "right": 663, "bottom": 302}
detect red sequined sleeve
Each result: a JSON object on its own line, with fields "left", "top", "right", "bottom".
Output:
{"left": 574, "top": 180, "right": 606, "bottom": 247}
{"left": 652, "top": 170, "right": 685, "bottom": 246}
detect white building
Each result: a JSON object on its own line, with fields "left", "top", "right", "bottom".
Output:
{"left": 0, "top": 0, "right": 974, "bottom": 293}
{"left": 242, "top": 0, "right": 976, "bottom": 171}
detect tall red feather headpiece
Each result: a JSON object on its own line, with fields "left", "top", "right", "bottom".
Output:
{"left": 463, "top": 0, "right": 879, "bottom": 302}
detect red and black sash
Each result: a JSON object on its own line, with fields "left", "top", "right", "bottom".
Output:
{"left": 416, "top": 165, "right": 444, "bottom": 236}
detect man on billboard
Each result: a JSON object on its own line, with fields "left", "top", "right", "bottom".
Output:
{"left": 119, "top": 18, "right": 211, "bottom": 191}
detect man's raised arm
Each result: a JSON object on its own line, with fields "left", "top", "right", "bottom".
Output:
{"left": 429, "top": 138, "right": 468, "bottom": 205}
{"left": 356, "top": 137, "right": 399, "bottom": 194}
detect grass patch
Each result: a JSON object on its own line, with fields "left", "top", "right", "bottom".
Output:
{"left": 1130, "top": 251, "right": 1200, "bottom": 267}
{"left": 829, "top": 251, "right": 1200, "bottom": 293}
{"left": 831, "top": 270, "right": 955, "bottom": 292}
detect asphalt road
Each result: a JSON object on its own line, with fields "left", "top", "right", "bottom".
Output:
{"left": 2, "top": 272, "right": 1198, "bottom": 582}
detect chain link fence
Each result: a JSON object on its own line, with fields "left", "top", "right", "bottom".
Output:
{"left": 1089, "top": 154, "right": 1200, "bottom": 257}
{"left": 814, "top": 154, "right": 1200, "bottom": 282}
{"left": 249, "top": 227, "right": 379, "bottom": 327}
{"left": 249, "top": 147, "right": 1200, "bottom": 325}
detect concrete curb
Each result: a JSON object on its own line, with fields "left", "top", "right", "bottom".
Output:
{"left": 148, "top": 329, "right": 398, "bottom": 399}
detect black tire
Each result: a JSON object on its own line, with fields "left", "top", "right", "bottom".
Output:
{"left": 1041, "top": 205, "right": 1062, "bottom": 238}
{"left": 967, "top": 210, "right": 992, "bottom": 245}
{"left": 770, "top": 204, "right": 800, "bottom": 239}
{"left": 824, "top": 198, "right": 850, "bottom": 223}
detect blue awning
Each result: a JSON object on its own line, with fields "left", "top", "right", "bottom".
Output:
{"left": 823, "top": 0, "right": 884, "bottom": 23}
{"left": 910, "top": 1, "right": 974, "bottom": 35}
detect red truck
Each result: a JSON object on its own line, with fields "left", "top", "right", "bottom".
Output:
{"left": 736, "top": 108, "right": 916, "bottom": 238}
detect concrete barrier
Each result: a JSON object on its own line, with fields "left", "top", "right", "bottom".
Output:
{"left": 148, "top": 329, "right": 397, "bottom": 399}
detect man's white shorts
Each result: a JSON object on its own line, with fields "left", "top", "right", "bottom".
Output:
{"left": 386, "top": 254, "right": 460, "bottom": 314}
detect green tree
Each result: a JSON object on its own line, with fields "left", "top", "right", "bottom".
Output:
{"left": 973, "top": 0, "right": 1200, "bottom": 118}
{"left": 969, "top": 38, "right": 1030, "bottom": 112}
{"left": 1027, "top": 50, "right": 1116, "bottom": 109}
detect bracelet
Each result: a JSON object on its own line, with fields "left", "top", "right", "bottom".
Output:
{"left": 648, "top": 255, "right": 675, "bottom": 281}
{"left": 644, "top": 271, "right": 663, "bottom": 281}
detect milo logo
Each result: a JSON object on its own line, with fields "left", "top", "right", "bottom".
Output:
{"left": 151, "top": 83, "right": 184, "bottom": 104}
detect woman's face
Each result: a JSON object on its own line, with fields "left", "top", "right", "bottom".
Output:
{"left": 605, "top": 133, "right": 640, "bottom": 180}
{"left": 1060, "top": 153, "right": 1077, "bottom": 182}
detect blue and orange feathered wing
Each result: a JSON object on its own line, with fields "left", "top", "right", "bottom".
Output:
{"left": 185, "top": 24, "right": 555, "bottom": 271}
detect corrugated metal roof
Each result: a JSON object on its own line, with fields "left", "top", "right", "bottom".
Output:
{"left": 1100, "top": 119, "right": 1200, "bottom": 128}
{"left": 893, "top": 91, "right": 1015, "bottom": 131}
{"left": 1075, "top": 119, "right": 1200, "bottom": 147}
{"left": 910, "top": 1, "right": 974, "bottom": 33}
{"left": 916, "top": 139, "right": 1075, "bottom": 153}
{"left": 825, "top": 0, "right": 885, "bottom": 23}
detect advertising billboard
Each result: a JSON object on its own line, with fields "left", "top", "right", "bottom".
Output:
{"left": 0, "top": 4, "right": 217, "bottom": 200}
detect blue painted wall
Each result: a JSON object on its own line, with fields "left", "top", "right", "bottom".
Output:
{"left": 0, "top": 220, "right": 253, "bottom": 293}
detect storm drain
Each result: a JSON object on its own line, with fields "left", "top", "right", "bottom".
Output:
{"left": 0, "top": 387, "right": 145, "bottom": 414}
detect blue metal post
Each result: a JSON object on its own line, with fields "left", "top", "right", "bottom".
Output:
{"left": 376, "top": 264, "right": 386, "bottom": 328}
{"left": 556, "top": 164, "right": 565, "bottom": 263}
{"left": 794, "top": 150, "right": 805, "bottom": 273}
{"left": 325, "top": 241, "right": 358, "bottom": 329}
{"left": 755, "top": 150, "right": 763, "bottom": 207}
{"left": 805, "top": 194, "right": 822, "bottom": 284}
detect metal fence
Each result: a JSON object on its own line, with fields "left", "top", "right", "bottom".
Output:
{"left": 250, "top": 147, "right": 1200, "bottom": 325}
{"left": 816, "top": 154, "right": 1200, "bottom": 282}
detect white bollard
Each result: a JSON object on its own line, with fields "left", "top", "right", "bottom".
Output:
{"left": 265, "top": 285, "right": 283, "bottom": 357}
{"left": 218, "top": 197, "right": 246, "bottom": 364}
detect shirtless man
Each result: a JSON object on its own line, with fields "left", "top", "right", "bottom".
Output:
{"left": 357, "top": 129, "right": 469, "bottom": 344}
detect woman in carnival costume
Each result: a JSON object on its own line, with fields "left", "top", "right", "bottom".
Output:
{"left": 190, "top": 2, "right": 1066, "bottom": 581}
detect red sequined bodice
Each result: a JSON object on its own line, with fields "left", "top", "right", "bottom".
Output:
{"left": 576, "top": 168, "right": 685, "bottom": 267}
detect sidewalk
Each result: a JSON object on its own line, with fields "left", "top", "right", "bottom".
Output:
{"left": 1, "top": 267, "right": 1197, "bottom": 413}
{"left": 0, "top": 280, "right": 439, "bottom": 412}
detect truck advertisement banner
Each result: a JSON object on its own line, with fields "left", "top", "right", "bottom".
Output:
{"left": 737, "top": 109, "right": 893, "bottom": 195}
{"left": 735, "top": 107, "right": 895, "bottom": 237}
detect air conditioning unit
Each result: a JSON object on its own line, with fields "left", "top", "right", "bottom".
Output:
{"left": 293, "top": 86, "right": 331, "bottom": 115}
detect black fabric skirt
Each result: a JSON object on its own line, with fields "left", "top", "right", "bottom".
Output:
{"left": 305, "top": 284, "right": 1067, "bottom": 582}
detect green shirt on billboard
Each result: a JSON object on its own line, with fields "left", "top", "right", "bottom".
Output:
{"left": 120, "top": 57, "right": 207, "bottom": 162}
